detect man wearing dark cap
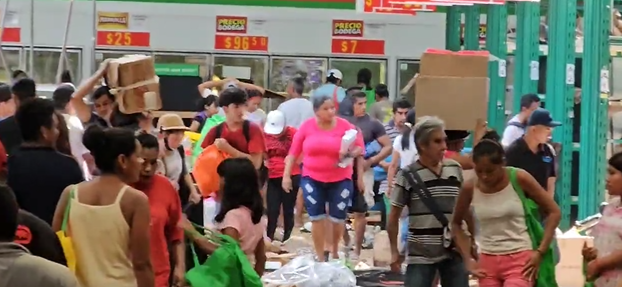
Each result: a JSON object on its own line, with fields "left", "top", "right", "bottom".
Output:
{"left": 506, "top": 108, "right": 560, "bottom": 192}
{"left": 505, "top": 108, "right": 561, "bottom": 263}
{"left": 0, "top": 78, "right": 36, "bottom": 155}
{"left": 501, "top": 93, "right": 541, "bottom": 147}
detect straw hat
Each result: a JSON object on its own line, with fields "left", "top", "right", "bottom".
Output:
{"left": 157, "top": 113, "right": 189, "bottom": 131}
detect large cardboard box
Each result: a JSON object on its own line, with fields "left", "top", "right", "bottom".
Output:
{"left": 415, "top": 50, "right": 489, "bottom": 130}
{"left": 107, "top": 55, "right": 161, "bottom": 114}
{"left": 556, "top": 230, "right": 593, "bottom": 287}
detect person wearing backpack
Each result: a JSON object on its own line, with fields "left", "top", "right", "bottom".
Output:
{"left": 451, "top": 140, "right": 561, "bottom": 287}
{"left": 200, "top": 87, "right": 265, "bottom": 170}
{"left": 387, "top": 116, "right": 471, "bottom": 287}
{"left": 501, "top": 94, "right": 541, "bottom": 147}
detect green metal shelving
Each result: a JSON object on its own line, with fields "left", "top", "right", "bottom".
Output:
{"left": 485, "top": 5, "right": 509, "bottom": 133}
{"left": 578, "top": 0, "right": 610, "bottom": 219}
{"left": 450, "top": 0, "right": 612, "bottom": 224}
{"left": 513, "top": 2, "right": 541, "bottom": 113}
{"left": 545, "top": 0, "right": 576, "bottom": 229}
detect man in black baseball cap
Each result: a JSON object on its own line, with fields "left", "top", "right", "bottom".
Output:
{"left": 506, "top": 108, "right": 561, "bottom": 263}
{"left": 501, "top": 93, "right": 541, "bottom": 147}
{"left": 506, "top": 108, "right": 560, "bottom": 191}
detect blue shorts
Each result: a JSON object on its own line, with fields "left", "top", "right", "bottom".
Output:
{"left": 300, "top": 176, "right": 353, "bottom": 222}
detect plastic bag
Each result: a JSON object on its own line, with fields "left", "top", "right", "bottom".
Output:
{"left": 262, "top": 255, "right": 356, "bottom": 287}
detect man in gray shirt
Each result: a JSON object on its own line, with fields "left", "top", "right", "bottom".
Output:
{"left": 368, "top": 84, "right": 393, "bottom": 124}
{"left": 345, "top": 91, "right": 393, "bottom": 260}
{"left": 277, "top": 77, "right": 314, "bottom": 128}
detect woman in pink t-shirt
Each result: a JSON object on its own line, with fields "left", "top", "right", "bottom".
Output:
{"left": 282, "top": 94, "right": 364, "bottom": 262}
{"left": 214, "top": 157, "right": 267, "bottom": 275}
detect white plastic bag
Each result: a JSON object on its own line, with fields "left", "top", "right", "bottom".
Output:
{"left": 338, "top": 129, "right": 358, "bottom": 168}
{"left": 262, "top": 255, "right": 356, "bottom": 287}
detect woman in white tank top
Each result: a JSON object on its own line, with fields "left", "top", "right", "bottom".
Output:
{"left": 451, "top": 140, "right": 561, "bottom": 287}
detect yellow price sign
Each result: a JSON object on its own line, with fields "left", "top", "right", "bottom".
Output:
{"left": 332, "top": 38, "right": 384, "bottom": 55}
{"left": 339, "top": 39, "right": 358, "bottom": 53}
{"left": 96, "top": 31, "right": 150, "bottom": 47}
{"left": 224, "top": 36, "right": 250, "bottom": 50}
{"left": 214, "top": 35, "right": 269, "bottom": 52}
{"left": 107, "top": 32, "right": 131, "bottom": 46}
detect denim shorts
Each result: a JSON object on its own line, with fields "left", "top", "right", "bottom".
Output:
{"left": 300, "top": 176, "right": 353, "bottom": 222}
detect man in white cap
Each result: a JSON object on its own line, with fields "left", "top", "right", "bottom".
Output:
{"left": 311, "top": 69, "right": 346, "bottom": 105}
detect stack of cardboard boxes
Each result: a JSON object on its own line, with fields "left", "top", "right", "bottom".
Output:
{"left": 414, "top": 49, "right": 490, "bottom": 130}
{"left": 106, "top": 54, "right": 162, "bottom": 114}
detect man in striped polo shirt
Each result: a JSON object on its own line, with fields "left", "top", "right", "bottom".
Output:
{"left": 373, "top": 98, "right": 412, "bottom": 229}
{"left": 387, "top": 116, "right": 470, "bottom": 287}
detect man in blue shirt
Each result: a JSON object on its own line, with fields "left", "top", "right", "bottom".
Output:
{"left": 311, "top": 69, "right": 346, "bottom": 104}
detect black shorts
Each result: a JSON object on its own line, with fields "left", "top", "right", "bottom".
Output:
{"left": 348, "top": 182, "right": 368, "bottom": 214}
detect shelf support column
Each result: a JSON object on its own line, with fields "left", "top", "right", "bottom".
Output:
{"left": 579, "top": 0, "right": 610, "bottom": 219}
{"left": 464, "top": 5, "right": 481, "bottom": 51}
{"left": 485, "top": 4, "right": 508, "bottom": 132}
{"left": 512, "top": 1, "right": 540, "bottom": 113}
{"left": 546, "top": 0, "right": 576, "bottom": 229}
{"left": 446, "top": 7, "right": 462, "bottom": 51}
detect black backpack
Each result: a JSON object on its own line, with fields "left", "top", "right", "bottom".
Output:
{"left": 214, "top": 120, "right": 251, "bottom": 142}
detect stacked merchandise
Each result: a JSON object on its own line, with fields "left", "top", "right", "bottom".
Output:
{"left": 106, "top": 55, "right": 162, "bottom": 114}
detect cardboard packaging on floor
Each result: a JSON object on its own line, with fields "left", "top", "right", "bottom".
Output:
{"left": 415, "top": 49, "right": 489, "bottom": 130}
{"left": 373, "top": 230, "right": 391, "bottom": 267}
{"left": 106, "top": 55, "right": 161, "bottom": 114}
{"left": 556, "top": 229, "right": 593, "bottom": 287}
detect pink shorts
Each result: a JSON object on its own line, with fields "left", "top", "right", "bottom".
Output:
{"left": 479, "top": 250, "right": 533, "bottom": 287}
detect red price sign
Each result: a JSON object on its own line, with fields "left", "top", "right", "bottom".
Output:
{"left": 214, "top": 35, "right": 269, "bottom": 52}
{"left": 331, "top": 38, "right": 385, "bottom": 55}
{"left": 1, "top": 27, "right": 21, "bottom": 43}
{"left": 96, "top": 31, "right": 150, "bottom": 47}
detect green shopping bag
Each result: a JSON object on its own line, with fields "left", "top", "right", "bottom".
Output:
{"left": 186, "top": 233, "right": 262, "bottom": 287}
{"left": 191, "top": 115, "right": 225, "bottom": 167}
{"left": 508, "top": 167, "right": 558, "bottom": 287}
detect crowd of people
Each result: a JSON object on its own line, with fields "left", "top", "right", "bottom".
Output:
{"left": 0, "top": 61, "right": 619, "bottom": 287}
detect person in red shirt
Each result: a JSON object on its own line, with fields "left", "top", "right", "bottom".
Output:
{"left": 200, "top": 87, "right": 265, "bottom": 169}
{"left": 135, "top": 133, "right": 185, "bottom": 287}
{"left": 263, "top": 110, "right": 300, "bottom": 241}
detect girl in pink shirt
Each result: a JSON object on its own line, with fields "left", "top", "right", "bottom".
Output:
{"left": 214, "top": 158, "right": 267, "bottom": 275}
{"left": 282, "top": 95, "right": 364, "bottom": 261}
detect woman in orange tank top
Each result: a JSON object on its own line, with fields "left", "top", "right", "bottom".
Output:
{"left": 52, "top": 125, "right": 154, "bottom": 287}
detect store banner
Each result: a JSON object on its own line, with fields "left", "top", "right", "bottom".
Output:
{"left": 357, "top": 0, "right": 436, "bottom": 15}
{"left": 331, "top": 19, "right": 385, "bottom": 55}
{"left": 214, "top": 15, "right": 269, "bottom": 52}
{"left": 96, "top": 11, "right": 150, "bottom": 47}
{"left": 0, "top": 9, "right": 20, "bottom": 43}
{"left": 390, "top": 0, "right": 504, "bottom": 5}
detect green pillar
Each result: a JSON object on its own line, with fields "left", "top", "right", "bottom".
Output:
{"left": 446, "top": 7, "right": 462, "bottom": 51}
{"left": 545, "top": 0, "right": 576, "bottom": 230}
{"left": 485, "top": 5, "right": 508, "bottom": 133}
{"left": 579, "top": 0, "right": 610, "bottom": 219}
{"left": 463, "top": 6, "right": 481, "bottom": 50}
{"left": 512, "top": 2, "right": 540, "bottom": 113}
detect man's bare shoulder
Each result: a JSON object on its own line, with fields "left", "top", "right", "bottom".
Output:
{"left": 11, "top": 254, "right": 79, "bottom": 287}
